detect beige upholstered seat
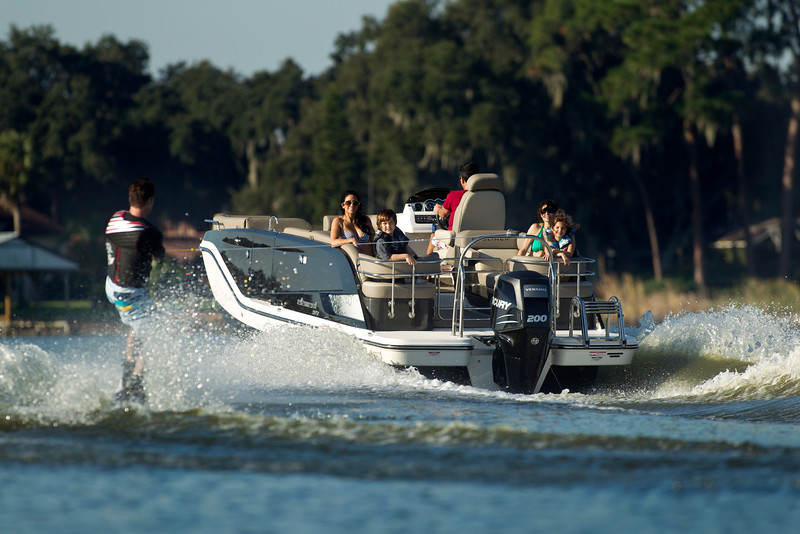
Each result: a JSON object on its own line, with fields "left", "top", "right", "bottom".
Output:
{"left": 432, "top": 173, "right": 505, "bottom": 253}
{"left": 211, "top": 214, "right": 312, "bottom": 232}
{"left": 450, "top": 173, "right": 505, "bottom": 233}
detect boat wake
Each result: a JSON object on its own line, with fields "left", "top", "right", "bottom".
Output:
{"left": 0, "top": 318, "right": 439, "bottom": 425}
{"left": 599, "top": 304, "right": 800, "bottom": 402}
{"left": 1, "top": 303, "right": 799, "bottom": 429}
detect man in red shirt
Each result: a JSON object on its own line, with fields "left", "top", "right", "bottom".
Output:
{"left": 433, "top": 161, "right": 479, "bottom": 230}
{"left": 427, "top": 162, "right": 479, "bottom": 254}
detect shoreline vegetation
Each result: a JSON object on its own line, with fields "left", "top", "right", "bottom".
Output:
{"left": 4, "top": 3, "right": 800, "bottom": 304}
{"left": 595, "top": 276, "right": 800, "bottom": 323}
{"left": 2, "top": 276, "right": 799, "bottom": 337}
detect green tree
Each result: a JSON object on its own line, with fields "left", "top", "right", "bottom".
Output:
{"left": 230, "top": 59, "right": 310, "bottom": 193}
{"left": 0, "top": 129, "right": 32, "bottom": 233}
{"left": 536, "top": 0, "right": 759, "bottom": 287}
{"left": 0, "top": 26, "right": 153, "bottom": 227}
{"left": 760, "top": 0, "right": 800, "bottom": 278}
{"left": 309, "top": 85, "right": 363, "bottom": 224}
{"left": 138, "top": 61, "right": 244, "bottom": 220}
{"left": 529, "top": 0, "right": 653, "bottom": 269}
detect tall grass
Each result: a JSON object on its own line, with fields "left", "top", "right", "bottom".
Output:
{"left": 595, "top": 275, "right": 800, "bottom": 322}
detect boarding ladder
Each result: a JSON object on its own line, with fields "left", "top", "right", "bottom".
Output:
{"left": 568, "top": 296, "right": 627, "bottom": 347}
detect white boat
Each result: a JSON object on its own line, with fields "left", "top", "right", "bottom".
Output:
{"left": 199, "top": 173, "right": 637, "bottom": 394}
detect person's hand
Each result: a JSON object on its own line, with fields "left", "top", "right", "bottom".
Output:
{"left": 405, "top": 254, "right": 417, "bottom": 266}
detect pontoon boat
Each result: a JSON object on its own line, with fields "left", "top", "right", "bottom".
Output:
{"left": 199, "top": 174, "right": 637, "bottom": 393}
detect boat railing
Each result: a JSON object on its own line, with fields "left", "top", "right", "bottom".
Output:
{"left": 569, "top": 296, "right": 628, "bottom": 347}
{"left": 443, "top": 233, "right": 606, "bottom": 338}
{"left": 505, "top": 255, "right": 597, "bottom": 320}
{"left": 450, "top": 232, "right": 560, "bottom": 336}
{"left": 431, "top": 256, "right": 493, "bottom": 325}
{"left": 356, "top": 256, "right": 441, "bottom": 319}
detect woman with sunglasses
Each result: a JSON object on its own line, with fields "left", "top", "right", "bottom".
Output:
{"left": 517, "top": 199, "right": 559, "bottom": 258}
{"left": 330, "top": 190, "right": 375, "bottom": 254}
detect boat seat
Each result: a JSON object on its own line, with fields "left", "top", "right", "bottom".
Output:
{"left": 282, "top": 227, "right": 331, "bottom": 243}
{"left": 556, "top": 279, "right": 594, "bottom": 299}
{"left": 361, "top": 280, "right": 437, "bottom": 299}
{"left": 358, "top": 255, "right": 440, "bottom": 275}
{"left": 211, "top": 214, "right": 248, "bottom": 229}
{"left": 211, "top": 214, "right": 312, "bottom": 232}
{"left": 458, "top": 236, "right": 519, "bottom": 285}
{"left": 508, "top": 255, "right": 592, "bottom": 279}
{"left": 431, "top": 173, "right": 505, "bottom": 252}
{"left": 357, "top": 254, "right": 441, "bottom": 302}
{"left": 507, "top": 255, "right": 550, "bottom": 275}
{"left": 245, "top": 217, "right": 311, "bottom": 231}
{"left": 451, "top": 174, "right": 505, "bottom": 232}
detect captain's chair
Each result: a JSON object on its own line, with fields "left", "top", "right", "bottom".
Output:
{"left": 432, "top": 173, "right": 506, "bottom": 254}
{"left": 451, "top": 173, "right": 505, "bottom": 232}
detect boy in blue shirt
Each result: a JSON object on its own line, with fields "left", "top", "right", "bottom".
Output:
{"left": 374, "top": 209, "right": 418, "bottom": 265}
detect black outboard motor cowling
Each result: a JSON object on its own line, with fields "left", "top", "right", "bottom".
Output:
{"left": 491, "top": 271, "right": 552, "bottom": 394}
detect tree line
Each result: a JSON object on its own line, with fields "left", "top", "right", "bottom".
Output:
{"left": 1, "top": 0, "right": 799, "bottom": 296}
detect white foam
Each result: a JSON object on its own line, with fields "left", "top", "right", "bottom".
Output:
{"left": 4, "top": 302, "right": 800, "bottom": 418}
{"left": 630, "top": 304, "right": 800, "bottom": 400}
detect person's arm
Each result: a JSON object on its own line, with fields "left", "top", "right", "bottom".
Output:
{"left": 386, "top": 252, "right": 417, "bottom": 265}
{"left": 563, "top": 237, "right": 575, "bottom": 257}
{"left": 387, "top": 232, "right": 416, "bottom": 264}
{"left": 517, "top": 223, "right": 538, "bottom": 256}
{"left": 552, "top": 236, "right": 574, "bottom": 265}
{"left": 408, "top": 241, "right": 419, "bottom": 259}
{"left": 145, "top": 227, "right": 166, "bottom": 262}
{"left": 330, "top": 218, "right": 357, "bottom": 248}
{"left": 433, "top": 203, "right": 451, "bottom": 220}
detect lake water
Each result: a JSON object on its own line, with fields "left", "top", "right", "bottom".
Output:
{"left": 1, "top": 304, "right": 800, "bottom": 533}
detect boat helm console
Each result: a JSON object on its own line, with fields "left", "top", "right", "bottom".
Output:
{"left": 396, "top": 187, "right": 451, "bottom": 235}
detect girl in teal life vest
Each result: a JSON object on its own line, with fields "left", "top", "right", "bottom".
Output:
{"left": 517, "top": 199, "right": 558, "bottom": 258}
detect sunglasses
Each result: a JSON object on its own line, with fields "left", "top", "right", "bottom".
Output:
{"left": 540, "top": 207, "right": 556, "bottom": 214}
{"left": 344, "top": 199, "right": 360, "bottom": 206}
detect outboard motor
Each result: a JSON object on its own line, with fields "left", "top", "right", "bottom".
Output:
{"left": 491, "top": 271, "right": 552, "bottom": 394}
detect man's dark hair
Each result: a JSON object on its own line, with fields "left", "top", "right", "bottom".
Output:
{"left": 459, "top": 162, "right": 479, "bottom": 181}
{"left": 129, "top": 178, "right": 155, "bottom": 208}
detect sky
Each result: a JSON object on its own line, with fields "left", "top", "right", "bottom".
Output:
{"left": 5, "top": 0, "right": 397, "bottom": 77}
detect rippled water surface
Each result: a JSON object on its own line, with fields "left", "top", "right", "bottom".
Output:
{"left": 2, "top": 305, "right": 800, "bottom": 533}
